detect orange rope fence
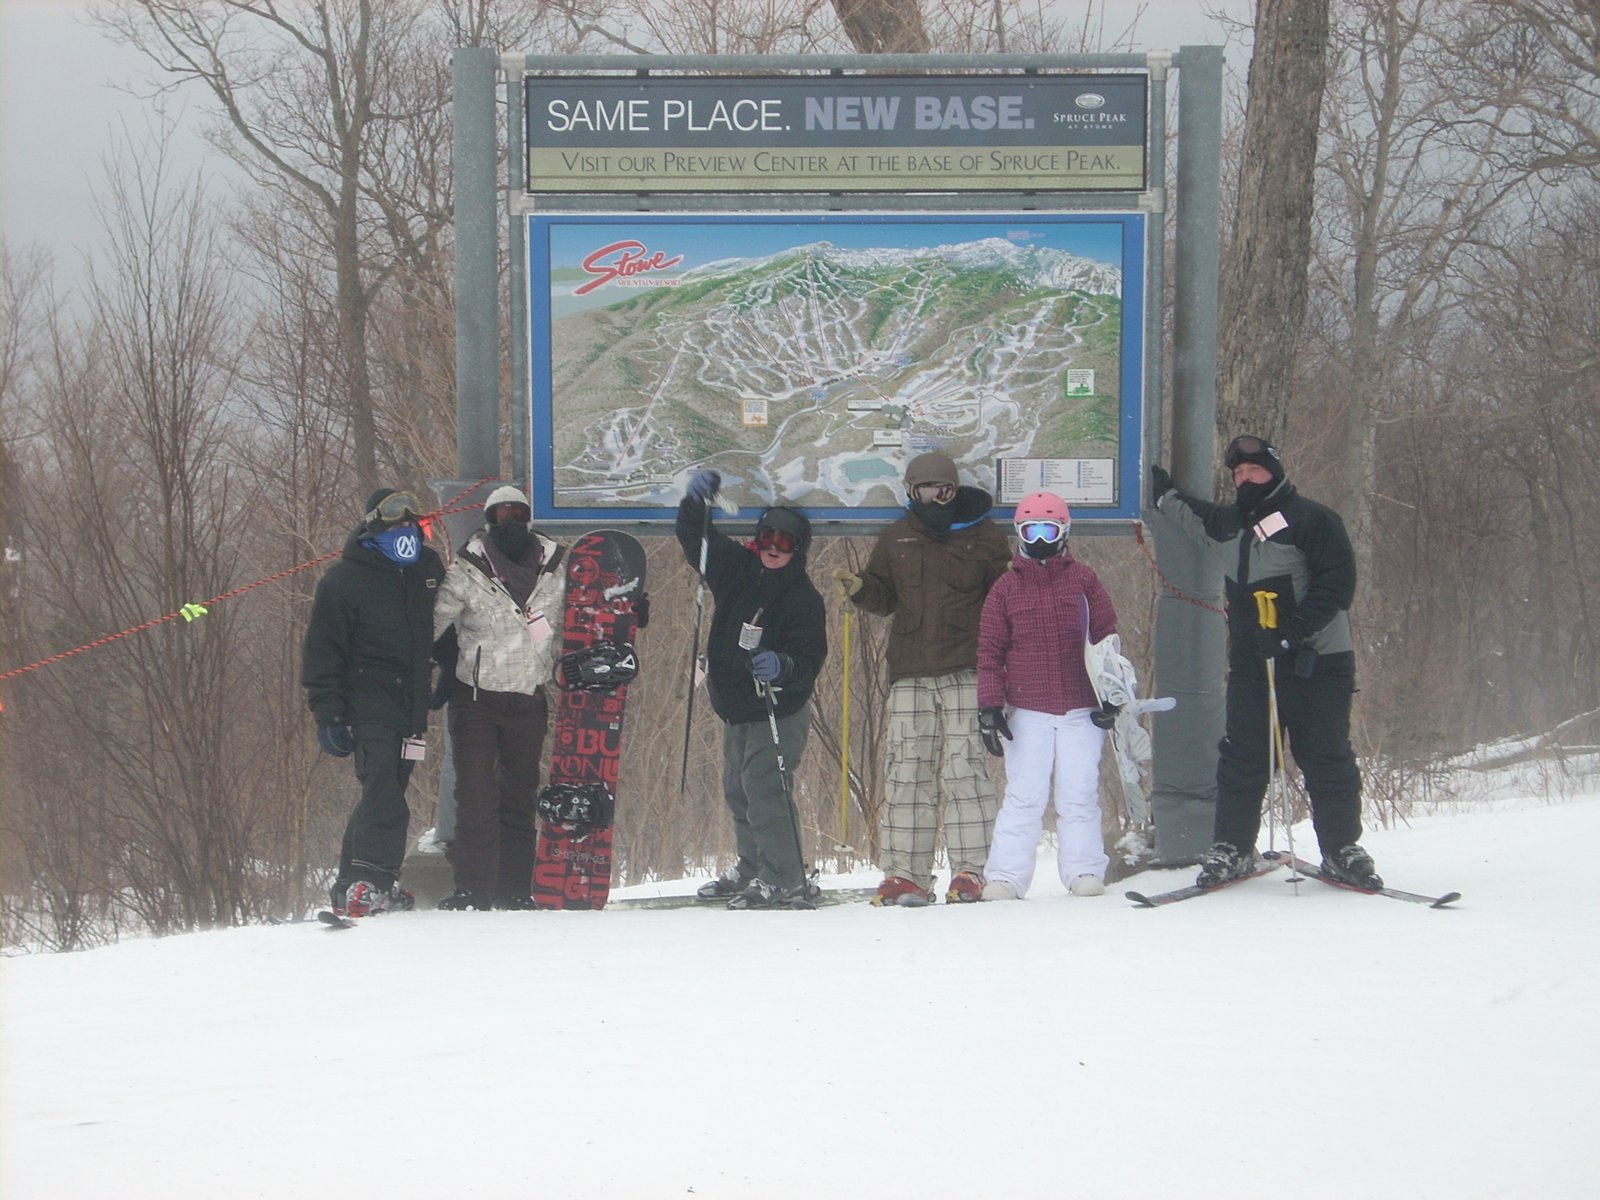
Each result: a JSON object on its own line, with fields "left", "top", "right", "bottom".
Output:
{"left": 0, "top": 478, "right": 495, "bottom": 690}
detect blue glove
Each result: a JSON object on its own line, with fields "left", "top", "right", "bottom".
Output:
{"left": 749, "top": 649, "right": 788, "bottom": 683}
{"left": 317, "top": 723, "right": 354, "bottom": 757}
{"left": 685, "top": 469, "right": 721, "bottom": 504}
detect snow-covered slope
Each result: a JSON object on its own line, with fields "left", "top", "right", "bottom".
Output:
{"left": 3, "top": 787, "right": 1595, "bottom": 1200}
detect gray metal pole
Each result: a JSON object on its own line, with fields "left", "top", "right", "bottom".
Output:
{"left": 454, "top": 46, "right": 501, "bottom": 482}
{"left": 504, "top": 54, "right": 529, "bottom": 487}
{"left": 1147, "top": 45, "right": 1226, "bottom": 866}
{"left": 424, "top": 47, "right": 503, "bottom": 872}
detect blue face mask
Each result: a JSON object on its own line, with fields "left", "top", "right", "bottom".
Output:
{"left": 365, "top": 525, "right": 422, "bottom": 565}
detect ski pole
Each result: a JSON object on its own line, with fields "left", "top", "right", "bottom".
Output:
{"left": 760, "top": 677, "right": 812, "bottom": 895}
{"left": 676, "top": 488, "right": 738, "bottom": 807}
{"left": 1254, "top": 589, "right": 1298, "bottom": 890}
{"left": 677, "top": 501, "right": 712, "bottom": 808}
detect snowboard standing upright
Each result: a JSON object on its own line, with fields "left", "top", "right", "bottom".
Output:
{"left": 531, "top": 530, "right": 646, "bottom": 910}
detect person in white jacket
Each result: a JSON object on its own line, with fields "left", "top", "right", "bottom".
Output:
{"left": 432, "top": 486, "right": 568, "bottom": 910}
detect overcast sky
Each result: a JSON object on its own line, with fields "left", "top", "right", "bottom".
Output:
{"left": 1, "top": 0, "right": 1253, "bottom": 292}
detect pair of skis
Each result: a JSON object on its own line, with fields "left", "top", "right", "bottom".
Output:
{"left": 1126, "top": 853, "right": 1460, "bottom": 909}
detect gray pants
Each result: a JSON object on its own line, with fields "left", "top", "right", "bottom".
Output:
{"left": 721, "top": 706, "right": 810, "bottom": 891}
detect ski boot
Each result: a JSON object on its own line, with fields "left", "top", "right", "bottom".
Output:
{"left": 1194, "top": 843, "right": 1256, "bottom": 889}
{"left": 1321, "top": 845, "right": 1383, "bottom": 890}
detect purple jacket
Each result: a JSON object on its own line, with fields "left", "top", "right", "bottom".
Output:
{"left": 977, "top": 549, "right": 1118, "bottom": 715}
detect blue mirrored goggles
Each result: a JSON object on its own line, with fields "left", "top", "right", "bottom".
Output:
{"left": 1016, "top": 519, "right": 1068, "bottom": 544}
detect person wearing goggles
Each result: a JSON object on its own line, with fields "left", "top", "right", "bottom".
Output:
{"left": 302, "top": 486, "right": 445, "bottom": 919}
{"left": 975, "top": 490, "right": 1121, "bottom": 901}
{"left": 677, "top": 469, "right": 828, "bottom": 910}
{"left": 1149, "top": 435, "right": 1376, "bottom": 890}
{"left": 431, "top": 485, "right": 576, "bottom": 911}
{"left": 830, "top": 451, "right": 1012, "bottom": 907}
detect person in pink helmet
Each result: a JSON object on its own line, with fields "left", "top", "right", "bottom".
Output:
{"left": 976, "top": 491, "right": 1119, "bottom": 899}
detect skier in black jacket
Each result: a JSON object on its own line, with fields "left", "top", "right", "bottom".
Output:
{"left": 676, "top": 470, "right": 827, "bottom": 909}
{"left": 302, "top": 487, "right": 445, "bottom": 918}
{"left": 1151, "top": 436, "right": 1379, "bottom": 890}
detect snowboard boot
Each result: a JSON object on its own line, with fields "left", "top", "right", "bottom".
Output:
{"left": 437, "top": 889, "right": 496, "bottom": 911}
{"left": 341, "top": 880, "right": 393, "bottom": 918}
{"left": 982, "top": 879, "right": 1020, "bottom": 901}
{"left": 494, "top": 893, "right": 539, "bottom": 911}
{"left": 871, "top": 875, "right": 935, "bottom": 907}
{"left": 945, "top": 871, "right": 984, "bottom": 904}
{"left": 726, "top": 878, "right": 818, "bottom": 911}
{"left": 1068, "top": 874, "right": 1107, "bottom": 896}
{"left": 696, "top": 871, "right": 753, "bottom": 900}
{"left": 1194, "top": 843, "right": 1256, "bottom": 889}
{"left": 1322, "top": 844, "right": 1383, "bottom": 890}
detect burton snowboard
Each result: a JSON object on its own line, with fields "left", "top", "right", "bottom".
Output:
{"left": 531, "top": 530, "right": 646, "bottom": 910}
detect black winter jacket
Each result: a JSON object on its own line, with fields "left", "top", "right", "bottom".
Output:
{"left": 676, "top": 498, "right": 827, "bottom": 725}
{"left": 301, "top": 529, "right": 445, "bottom": 734}
{"left": 1156, "top": 478, "right": 1356, "bottom": 669}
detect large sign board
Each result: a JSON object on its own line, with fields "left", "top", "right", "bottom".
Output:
{"left": 527, "top": 212, "right": 1145, "bottom": 525}
{"left": 523, "top": 74, "right": 1148, "bottom": 193}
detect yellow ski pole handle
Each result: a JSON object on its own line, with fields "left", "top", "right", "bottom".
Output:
{"left": 1253, "top": 589, "right": 1278, "bottom": 631}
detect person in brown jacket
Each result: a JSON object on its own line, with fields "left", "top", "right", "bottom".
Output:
{"left": 832, "top": 452, "right": 1012, "bottom": 905}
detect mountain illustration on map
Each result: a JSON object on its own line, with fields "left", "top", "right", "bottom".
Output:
{"left": 546, "top": 231, "right": 1123, "bottom": 510}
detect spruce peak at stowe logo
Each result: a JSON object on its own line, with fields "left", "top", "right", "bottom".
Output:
{"left": 574, "top": 239, "right": 686, "bottom": 296}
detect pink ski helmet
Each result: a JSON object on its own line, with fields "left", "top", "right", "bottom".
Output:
{"left": 1014, "top": 491, "right": 1070, "bottom": 522}
{"left": 1013, "top": 491, "right": 1071, "bottom": 542}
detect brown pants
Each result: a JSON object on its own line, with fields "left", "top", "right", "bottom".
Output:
{"left": 446, "top": 683, "right": 549, "bottom": 898}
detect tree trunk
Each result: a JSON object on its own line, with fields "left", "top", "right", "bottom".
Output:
{"left": 1215, "top": 0, "right": 1331, "bottom": 471}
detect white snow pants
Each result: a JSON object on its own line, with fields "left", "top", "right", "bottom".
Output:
{"left": 985, "top": 706, "right": 1107, "bottom": 896}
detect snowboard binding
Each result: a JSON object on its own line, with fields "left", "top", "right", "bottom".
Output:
{"left": 558, "top": 640, "right": 639, "bottom": 690}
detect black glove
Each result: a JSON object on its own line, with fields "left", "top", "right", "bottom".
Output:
{"left": 1259, "top": 628, "right": 1295, "bottom": 659}
{"left": 634, "top": 591, "right": 651, "bottom": 630}
{"left": 685, "top": 469, "right": 721, "bottom": 503}
{"left": 429, "top": 670, "right": 454, "bottom": 710}
{"left": 978, "top": 707, "right": 1012, "bottom": 757}
{"left": 1150, "top": 464, "right": 1174, "bottom": 506}
{"left": 317, "top": 723, "right": 354, "bottom": 757}
{"left": 1090, "top": 700, "right": 1122, "bottom": 730}
{"left": 749, "top": 649, "right": 791, "bottom": 684}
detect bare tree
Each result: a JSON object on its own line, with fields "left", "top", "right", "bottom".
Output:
{"left": 98, "top": 0, "right": 452, "bottom": 491}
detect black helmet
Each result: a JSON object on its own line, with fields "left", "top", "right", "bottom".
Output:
{"left": 755, "top": 506, "right": 811, "bottom": 557}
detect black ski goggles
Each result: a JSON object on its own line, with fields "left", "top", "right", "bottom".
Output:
{"left": 487, "top": 501, "right": 531, "bottom": 524}
{"left": 1224, "top": 435, "right": 1275, "bottom": 470}
{"left": 365, "top": 491, "right": 423, "bottom": 525}
{"left": 755, "top": 527, "right": 797, "bottom": 553}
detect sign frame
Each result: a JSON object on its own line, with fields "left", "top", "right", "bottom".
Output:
{"left": 526, "top": 210, "right": 1146, "bottom": 527}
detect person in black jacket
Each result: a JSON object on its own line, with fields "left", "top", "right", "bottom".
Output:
{"left": 1151, "top": 436, "right": 1379, "bottom": 890}
{"left": 302, "top": 487, "right": 446, "bottom": 918}
{"left": 677, "top": 470, "right": 828, "bottom": 910}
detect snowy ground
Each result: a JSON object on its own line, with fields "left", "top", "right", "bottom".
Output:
{"left": 3, "top": 778, "right": 1597, "bottom": 1200}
